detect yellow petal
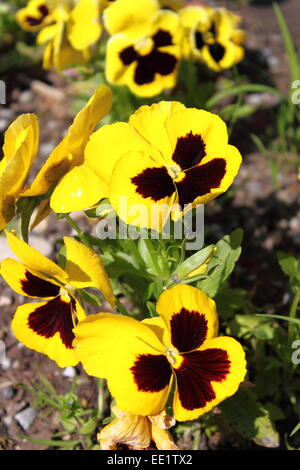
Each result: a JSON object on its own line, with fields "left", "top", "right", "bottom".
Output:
{"left": 5, "top": 231, "right": 68, "bottom": 282}
{"left": 84, "top": 121, "right": 156, "bottom": 188}
{"left": 50, "top": 165, "right": 105, "bottom": 213}
{"left": 172, "top": 336, "right": 247, "bottom": 421}
{"left": 109, "top": 150, "right": 175, "bottom": 232}
{"left": 0, "top": 258, "right": 61, "bottom": 298}
{"left": 68, "top": 0, "right": 102, "bottom": 50}
{"left": 103, "top": 0, "right": 158, "bottom": 35}
{"left": 0, "top": 196, "right": 15, "bottom": 232}
{"left": 129, "top": 101, "right": 185, "bottom": 163}
{"left": 0, "top": 114, "right": 39, "bottom": 196}
{"left": 74, "top": 312, "right": 171, "bottom": 416}
{"left": 156, "top": 284, "right": 219, "bottom": 352}
{"left": 164, "top": 107, "right": 228, "bottom": 160}
{"left": 22, "top": 84, "right": 112, "bottom": 197}
{"left": 63, "top": 237, "right": 115, "bottom": 306}
{"left": 11, "top": 297, "right": 84, "bottom": 367}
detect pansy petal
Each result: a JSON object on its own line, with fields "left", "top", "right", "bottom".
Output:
{"left": 129, "top": 101, "right": 185, "bottom": 162}
{"left": 104, "top": 0, "right": 158, "bottom": 35}
{"left": 74, "top": 313, "right": 171, "bottom": 416}
{"left": 63, "top": 237, "right": 115, "bottom": 306}
{"left": 11, "top": 298, "right": 81, "bottom": 367}
{"left": 171, "top": 144, "right": 242, "bottom": 218}
{"left": 50, "top": 165, "right": 105, "bottom": 213}
{"left": 165, "top": 108, "right": 228, "bottom": 167}
{"left": 110, "top": 150, "right": 175, "bottom": 232}
{"left": 0, "top": 258, "right": 61, "bottom": 299}
{"left": 0, "top": 195, "right": 15, "bottom": 232}
{"left": 5, "top": 231, "right": 68, "bottom": 282}
{"left": 22, "top": 84, "right": 112, "bottom": 197}
{"left": 172, "top": 336, "right": 247, "bottom": 421}
{"left": 84, "top": 122, "right": 156, "bottom": 188}
{"left": 1, "top": 114, "right": 39, "bottom": 196}
{"left": 68, "top": 0, "right": 101, "bottom": 51}
{"left": 156, "top": 284, "right": 219, "bottom": 352}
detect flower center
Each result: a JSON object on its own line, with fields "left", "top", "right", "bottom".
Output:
{"left": 59, "top": 284, "right": 76, "bottom": 299}
{"left": 135, "top": 37, "right": 154, "bottom": 56}
{"left": 165, "top": 346, "right": 179, "bottom": 365}
{"left": 167, "top": 165, "right": 185, "bottom": 182}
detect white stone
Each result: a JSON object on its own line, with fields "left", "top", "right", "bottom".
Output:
{"left": 15, "top": 407, "right": 37, "bottom": 430}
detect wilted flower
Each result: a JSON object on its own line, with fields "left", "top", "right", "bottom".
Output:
{"left": 99, "top": 406, "right": 179, "bottom": 450}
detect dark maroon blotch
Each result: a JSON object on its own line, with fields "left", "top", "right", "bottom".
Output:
{"left": 172, "top": 131, "right": 206, "bottom": 170}
{"left": 21, "top": 271, "right": 60, "bottom": 298}
{"left": 176, "top": 158, "right": 226, "bottom": 208}
{"left": 25, "top": 15, "right": 42, "bottom": 26}
{"left": 131, "top": 166, "right": 175, "bottom": 201}
{"left": 175, "top": 348, "right": 230, "bottom": 410}
{"left": 131, "top": 354, "right": 172, "bottom": 392}
{"left": 209, "top": 43, "right": 226, "bottom": 63}
{"left": 170, "top": 307, "right": 208, "bottom": 352}
{"left": 28, "top": 296, "right": 76, "bottom": 349}
{"left": 152, "top": 29, "right": 173, "bottom": 48}
{"left": 119, "top": 46, "right": 138, "bottom": 66}
{"left": 38, "top": 4, "right": 49, "bottom": 17}
{"left": 195, "top": 32, "right": 205, "bottom": 50}
{"left": 134, "top": 50, "right": 177, "bottom": 85}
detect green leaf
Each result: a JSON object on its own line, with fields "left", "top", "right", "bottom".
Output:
{"left": 19, "top": 435, "right": 80, "bottom": 448}
{"left": 79, "top": 417, "right": 97, "bottom": 435}
{"left": 175, "top": 245, "right": 215, "bottom": 280}
{"left": 146, "top": 301, "right": 158, "bottom": 317}
{"left": 221, "top": 390, "right": 280, "bottom": 448}
{"left": 277, "top": 251, "right": 300, "bottom": 284}
{"left": 197, "top": 229, "right": 243, "bottom": 297}
{"left": 273, "top": 3, "right": 299, "bottom": 84}
{"left": 206, "top": 84, "right": 283, "bottom": 109}
{"left": 290, "top": 422, "right": 300, "bottom": 437}
{"left": 78, "top": 289, "right": 102, "bottom": 307}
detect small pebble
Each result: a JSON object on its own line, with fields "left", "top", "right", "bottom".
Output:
{"left": 63, "top": 366, "right": 76, "bottom": 379}
{"left": 0, "top": 356, "right": 11, "bottom": 371}
{"left": 15, "top": 407, "right": 37, "bottom": 431}
{"left": 1, "top": 386, "right": 15, "bottom": 400}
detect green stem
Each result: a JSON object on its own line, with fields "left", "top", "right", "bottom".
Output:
{"left": 115, "top": 298, "right": 130, "bottom": 316}
{"left": 63, "top": 214, "right": 92, "bottom": 247}
{"left": 97, "top": 378, "right": 105, "bottom": 420}
{"left": 288, "top": 286, "right": 300, "bottom": 341}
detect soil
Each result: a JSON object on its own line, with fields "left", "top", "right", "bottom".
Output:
{"left": 0, "top": 0, "right": 300, "bottom": 450}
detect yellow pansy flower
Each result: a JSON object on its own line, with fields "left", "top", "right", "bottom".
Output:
{"left": 180, "top": 6, "right": 246, "bottom": 71}
{"left": 0, "top": 231, "right": 115, "bottom": 367}
{"left": 17, "top": 0, "right": 102, "bottom": 71}
{"left": 104, "top": 0, "right": 183, "bottom": 97}
{"left": 74, "top": 284, "right": 247, "bottom": 421}
{"left": 99, "top": 406, "right": 179, "bottom": 450}
{"left": 82, "top": 101, "right": 242, "bottom": 231}
{"left": 16, "top": 0, "right": 54, "bottom": 32}
{"left": 0, "top": 114, "right": 39, "bottom": 231}
{"left": 21, "top": 84, "right": 112, "bottom": 215}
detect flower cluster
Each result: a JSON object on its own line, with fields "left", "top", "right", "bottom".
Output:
{"left": 17, "top": 0, "right": 103, "bottom": 70}
{"left": 0, "top": 85, "right": 246, "bottom": 449}
{"left": 16, "top": 0, "right": 246, "bottom": 96}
